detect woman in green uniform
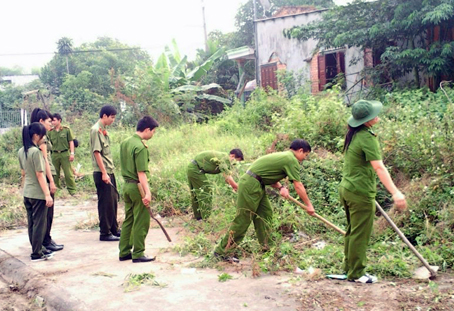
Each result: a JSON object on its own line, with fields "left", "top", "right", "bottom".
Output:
{"left": 30, "top": 108, "right": 64, "bottom": 252}
{"left": 340, "top": 100, "right": 407, "bottom": 283}
{"left": 18, "top": 123, "right": 54, "bottom": 261}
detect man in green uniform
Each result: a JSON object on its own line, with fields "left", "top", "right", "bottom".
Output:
{"left": 48, "top": 113, "right": 76, "bottom": 195}
{"left": 119, "top": 116, "right": 159, "bottom": 263}
{"left": 188, "top": 149, "right": 244, "bottom": 220}
{"left": 90, "top": 105, "right": 120, "bottom": 242}
{"left": 214, "top": 139, "right": 315, "bottom": 262}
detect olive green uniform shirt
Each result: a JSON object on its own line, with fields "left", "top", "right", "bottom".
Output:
{"left": 340, "top": 127, "right": 382, "bottom": 197}
{"left": 48, "top": 126, "right": 74, "bottom": 152}
{"left": 120, "top": 134, "right": 150, "bottom": 181}
{"left": 248, "top": 151, "right": 301, "bottom": 185}
{"left": 18, "top": 146, "right": 46, "bottom": 200}
{"left": 90, "top": 121, "right": 114, "bottom": 174}
{"left": 194, "top": 151, "right": 231, "bottom": 174}
{"left": 43, "top": 136, "right": 56, "bottom": 175}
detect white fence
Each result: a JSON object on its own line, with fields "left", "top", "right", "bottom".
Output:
{"left": 0, "top": 109, "right": 28, "bottom": 133}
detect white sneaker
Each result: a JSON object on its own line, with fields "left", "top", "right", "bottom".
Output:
{"left": 354, "top": 273, "right": 377, "bottom": 283}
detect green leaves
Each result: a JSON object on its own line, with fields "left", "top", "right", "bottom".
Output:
{"left": 287, "top": 0, "right": 454, "bottom": 86}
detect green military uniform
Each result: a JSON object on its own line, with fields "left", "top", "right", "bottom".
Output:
{"left": 18, "top": 146, "right": 48, "bottom": 259}
{"left": 119, "top": 134, "right": 151, "bottom": 260}
{"left": 44, "top": 136, "right": 57, "bottom": 176}
{"left": 215, "top": 151, "right": 301, "bottom": 255}
{"left": 42, "top": 136, "right": 57, "bottom": 247}
{"left": 90, "top": 121, "right": 119, "bottom": 237}
{"left": 187, "top": 151, "right": 232, "bottom": 220}
{"left": 48, "top": 125, "right": 76, "bottom": 194}
{"left": 339, "top": 127, "right": 381, "bottom": 280}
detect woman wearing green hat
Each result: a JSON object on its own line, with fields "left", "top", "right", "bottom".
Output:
{"left": 339, "top": 100, "right": 407, "bottom": 283}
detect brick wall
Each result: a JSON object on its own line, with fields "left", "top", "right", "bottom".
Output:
{"left": 310, "top": 53, "right": 319, "bottom": 94}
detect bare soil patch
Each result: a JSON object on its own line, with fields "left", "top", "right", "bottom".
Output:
{"left": 1, "top": 198, "right": 453, "bottom": 311}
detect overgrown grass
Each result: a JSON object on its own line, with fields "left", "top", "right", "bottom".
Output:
{"left": 1, "top": 85, "right": 453, "bottom": 280}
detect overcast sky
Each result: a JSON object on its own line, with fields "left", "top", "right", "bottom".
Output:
{"left": 0, "top": 0, "right": 248, "bottom": 73}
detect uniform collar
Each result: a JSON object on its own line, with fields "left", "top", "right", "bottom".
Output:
{"left": 133, "top": 133, "right": 148, "bottom": 148}
{"left": 98, "top": 121, "right": 108, "bottom": 136}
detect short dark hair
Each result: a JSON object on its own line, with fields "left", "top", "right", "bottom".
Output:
{"left": 99, "top": 105, "right": 117, "bottom": 118}
{"left": 73, "top": 139, "right": 79, "bottom": 148}
{"left": 229, "top": 149, "right": 244, "bottom": 160}
{"left": 137, "top": 116, "right": 159, "bottom": 132}
{"left": 289, "top": 139, "right": 311, "bottom": 152}
{"left": 30, "top": 108, "right": 52, "bottom": 123}
{"left": 53, "top": 113, "right": 62, "bottom": 121}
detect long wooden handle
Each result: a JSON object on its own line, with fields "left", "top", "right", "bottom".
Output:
{"left": 375, "top": 201, "right": 437, "bottom": 279}
{"left": 287, "top": 196, "right": 346, "bottom": 235}
{"left": 137, "top": 183, "right": 172, "bottom": 242}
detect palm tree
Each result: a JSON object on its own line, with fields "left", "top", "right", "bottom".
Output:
{"left": 56, "top": 37, "right": 73, "bottom": 74}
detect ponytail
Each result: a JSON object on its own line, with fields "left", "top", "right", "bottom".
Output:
{"left": 30, "top": 108, "right": 52, "bottom": 123}
{"left": 22, "top": 122, "right": 47, "bottom": 158}
{"left": 343, "top": 124, "right": 364, "bottom": 153}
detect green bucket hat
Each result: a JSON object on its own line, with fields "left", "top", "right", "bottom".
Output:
{"left": 348, "top": 100, "right": 383, "bottom": 127}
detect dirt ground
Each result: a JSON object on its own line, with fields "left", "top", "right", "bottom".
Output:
{"left": 1, "top": 195, "right": 453, "bottom": 311}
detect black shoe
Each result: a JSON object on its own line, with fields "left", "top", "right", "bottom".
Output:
{"left": 119, "top": 253, "right": 132, "bottom": 261}
{"left": 51, "top": 240, "right": 64, "bottom": 248}
{"left": 132, "top": 256, "right": 156, "bottom": 263}
{"left": 113, "top": 230, "right": 121, "bottom": 237}
{"left": 100, "top": 234, "right": 120, "bottom": 242}
{"left": 214, "top": 252, "right": 240, "bottom": 263}
{"left": 42, "top": 248, "right": 54, "bottom": 256}
{"left": 44, "top": 243, "right": 64, "bottom": 252}
{"left": 31, "top": 254, "right": 53, "bottom": 262}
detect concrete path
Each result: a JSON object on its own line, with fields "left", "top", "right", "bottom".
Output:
{"left": 0, "top": 196, "right": 301, "bottom": 311}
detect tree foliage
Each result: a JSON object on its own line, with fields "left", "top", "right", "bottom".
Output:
{"left": 40, "top": 37, "right": 151, "bottom": 98}
{"left": 57, "top": 37, "right": 73, "bottom": 74}
{"left": 0, "top": 66, "right": 24, "bottom": 76}
{"left": 286, "top": 0, "right": 454, "bottom": 86}
{"left": 234, "top": 0, "right": 334, "bottom": 48}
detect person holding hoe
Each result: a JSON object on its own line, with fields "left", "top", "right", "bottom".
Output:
{"left": 118, "top": 116, "right": 159, "bottom": 263}
{"left": 187, "top": 149, "right": 244, "bottom": 220}
{"left": 90, "top": 105, "right": 120, "bottom": 242}
{"left": 339, "top": 100, "right": 407, "bottom": 283}
{"left": 214, "top": 139, "right": 315, "bottom": 263}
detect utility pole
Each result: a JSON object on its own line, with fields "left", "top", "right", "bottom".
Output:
{"left": 201, "top": 0, "right": 209, "bottom": 52}
{"left": 253, "top": 0, "right": 261, "bottom": 87}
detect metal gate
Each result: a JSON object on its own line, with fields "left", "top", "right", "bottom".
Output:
{"left": 0, "top": 109, "right": 28, "bottom": 129}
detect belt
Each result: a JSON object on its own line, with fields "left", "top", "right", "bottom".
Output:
{"left": 53, "top": 149, "right": 68, "bottom": 153}
{"left": 124, "top": 179, "right": 139, "bottom": 184}
{"left": 191, "top": 159, "right": 205, "bottom": 174}
{"left": 246, "top": 170, "right": 264, "bottom": 188}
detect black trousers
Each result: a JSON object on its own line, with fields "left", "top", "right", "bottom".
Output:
{"left": 43, "top": 192, "right": 55, "bottom": 246}
{"left": 93, "top": 172, "right": 119, "bottom": 236}
{"left": 24, "top": 197, "right": 47, "bottom": 258}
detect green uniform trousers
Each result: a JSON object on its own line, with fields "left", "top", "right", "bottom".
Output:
{"left": 24, "top": 197, "right": 48, "bottom": 259}
{"left": 119, "top": 183, "right": 151, "bottom": 259}
{"left": 51, "top": 150, "right": 76, "bottom": 194}
{"left": 339, "top": 186, "right": 375, "bottom": 280}
{"left": 187, "top": 163, "right": 212, "bottom": 220}
{"left": 215, "top": 174, "right": 273, "bottom": 255}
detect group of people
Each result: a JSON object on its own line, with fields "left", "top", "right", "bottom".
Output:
{"left": 20, "top": 105, "right": 159, "bottom": 263}
{"left": 19, "top": 99, "right": 407, "bottom": 283}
